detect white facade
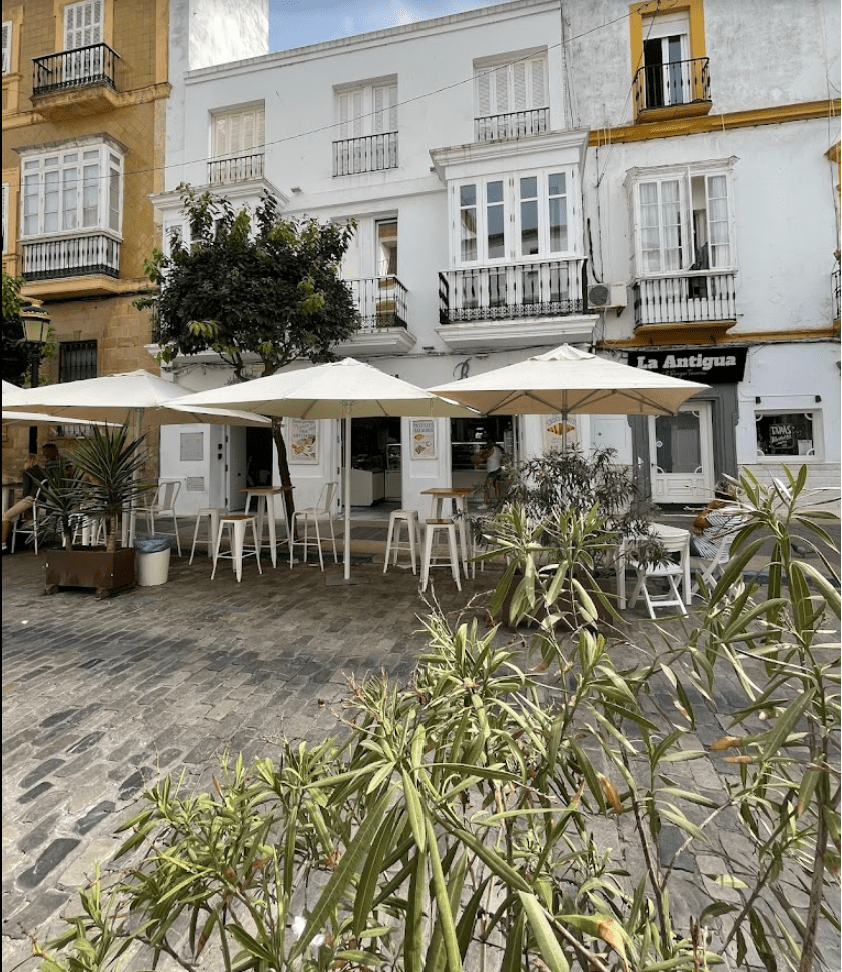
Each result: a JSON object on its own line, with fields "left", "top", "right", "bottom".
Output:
{"left": 151, "top": 0, "right": 841, "bottom": 516}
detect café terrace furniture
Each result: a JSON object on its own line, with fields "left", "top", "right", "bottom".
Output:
{"left": 189, "top": 506, "right": 227, "bottom": 564}
{"left": 420, "top": 518, "right": 462, "bottom": 593}
{"left": 616, "top": 523, "right": 692, "bottom": 617}
{"left": 420, "top": 486, "right": 475, "bottom": 579}
{"left": 382, "top": 508, "right": 422, "bottom": 574}
{"left": 211, "top": 513, "right": 263, "bottom": 582}
{"left": 289, "top": 482, "right": 338, "bottom": 571}
{"left": 241, "top": 486, "right": 292, "bottom": 568}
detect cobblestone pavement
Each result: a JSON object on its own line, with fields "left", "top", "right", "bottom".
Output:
{"left": 2, "top": 543, "right": 840, "bottom": 970}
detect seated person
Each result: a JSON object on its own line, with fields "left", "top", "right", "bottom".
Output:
{"left": 691, "top": 481, "right": 742, "bottom": 559}
{"left": 2, "top": 454, "right": 46, "bottom": 551}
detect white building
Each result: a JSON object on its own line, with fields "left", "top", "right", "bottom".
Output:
{"left": 150, "top": 0, "right": 841, "bottom": 518}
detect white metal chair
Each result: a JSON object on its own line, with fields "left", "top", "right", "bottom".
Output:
{"left": 289, "top": 482, "right": 338, "bottom": 570}
{"left": 11, "top": 488, "right": 45, "bottom": 554}
{"left": 134, "top": 480, "right": 182, "bottom": 556}
{"left": 627, "top": 534, "right": 689, "bottom": 619}
{"left": 189, "top": 506, "right": 227, "bottom": 564}
{"left": 211, "top": 514, "right": 263, "bottom": 582}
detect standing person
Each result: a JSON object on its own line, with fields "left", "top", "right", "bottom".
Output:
{"left": 472, "top": 437, "right": 504, "bottom": 508}
{"left": 2, "top": 454, "right": 46, "bottom": 551}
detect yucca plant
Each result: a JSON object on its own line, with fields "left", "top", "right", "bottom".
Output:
{"left": 35, "top": 457, "right": 86, "bottom": 550}
{"left": 69, "top": 424, "right": 153, "bottom": 551}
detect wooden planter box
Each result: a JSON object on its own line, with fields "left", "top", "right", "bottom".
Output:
{"left": 44, "top": 548, "right": 136, "bottom": 599}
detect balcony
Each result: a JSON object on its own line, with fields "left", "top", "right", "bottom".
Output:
{"left": 633, "top": 57, "right": 711, "bottom": 122}
{"left": 633, "top": 271, "right": 736, "bottom": 335}
{"left": 333, "top": 133, "right": 398, "bottom": 176}
{"left": 208, "top": 153, "right": 265, "bottom": 186}
{"left": 475, "top": 107, "right": 549, "bottom": 143}
{"left": 22, "top": 234, "right": 121, "bottom": 296}
{"left": 333, "top": 276, "right": 415, "bottom": 356}
{"left": 832, "top": 256, "right": 840, "bottom": 324}
{"left": 437, "top": 258, "right": 596, "bottom": 351}
{"left": 31, "top": 44, "right": 121, "bottom": 118}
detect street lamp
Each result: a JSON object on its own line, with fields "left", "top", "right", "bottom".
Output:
{"left": 21, "top": 303, "right": 51, "bottom": 452}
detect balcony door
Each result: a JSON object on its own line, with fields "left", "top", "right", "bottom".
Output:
{"left": 64, "top": 0, "right": 103, "bottom": 83}
{"left": 650, "top": 401, "right": 714, "bottom": 504}
{"left": 642, "top": 11, "right": 689, "bottom": 108}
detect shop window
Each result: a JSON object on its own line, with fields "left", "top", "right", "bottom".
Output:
{"left": 755, "top": 412, "right": 816, "bottom": 458}
{"left": 59, "top": 340, "right": 97, "bottom": 382}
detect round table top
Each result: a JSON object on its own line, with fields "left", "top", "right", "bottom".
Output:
{"left": 238, "top": 486, "right": 293, "bottom": 494}
{"left": 421, "top": 487, "right": 475, "bottom": 496}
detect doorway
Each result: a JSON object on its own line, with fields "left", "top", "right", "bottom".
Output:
{"left": 650, "top": 401, "right": 714, "bottom": 504}
{"left": 246, "top": 426, "right": 274, "bottom": 487}
{"left": 343, "top": 416, "right": 401, "bottom": 506}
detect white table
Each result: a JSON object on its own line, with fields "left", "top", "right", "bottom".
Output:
{"left": 616, "top": 523, "right": 692, "bottom": 610}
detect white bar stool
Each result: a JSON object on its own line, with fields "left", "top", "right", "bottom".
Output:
{"left": 420, "top": 519, "right": 462, "bottom": 592}
{"left": 211, "top": 514, "right": 263, "bottom": 582}
{"left": 189, "top": 507, "right": 227, "bottom": 564}
{"left": 383, "top": 509, "right": 421, "bottom": 574}
{"left": 242, "top": 487, "right": 288, "bottom": 567}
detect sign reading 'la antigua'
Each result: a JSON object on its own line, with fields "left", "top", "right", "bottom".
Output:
{"left": 629, "top": 347, "right": 747, "bottom": 384}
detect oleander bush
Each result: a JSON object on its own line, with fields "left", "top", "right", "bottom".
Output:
{"left": 37, "top": 466, "right": 839, "bottom": 972}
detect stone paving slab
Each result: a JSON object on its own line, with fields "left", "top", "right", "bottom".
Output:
{"left": 2, "top": 545, "right": 839, "bottom": 971}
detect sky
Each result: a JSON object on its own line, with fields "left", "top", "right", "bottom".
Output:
{"left": 268, "top": 0, "right": 510, "bottom": 52}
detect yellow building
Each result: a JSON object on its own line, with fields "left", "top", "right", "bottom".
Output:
{"left": 2, "top": 0, "right": 267, "bottom": 475}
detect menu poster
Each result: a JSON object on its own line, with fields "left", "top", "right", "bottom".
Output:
{"left": 543, "top": 413, "right": 578, "bottom": 452}
{"left": 410, "top": 419, "right": 436, "bottom": 459}
{"left": 289, "top": 418, "right": 318, "bottom": 463}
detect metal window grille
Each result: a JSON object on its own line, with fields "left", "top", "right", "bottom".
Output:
{"left": 59, "top": 340, "right": 97, "bottom": 382}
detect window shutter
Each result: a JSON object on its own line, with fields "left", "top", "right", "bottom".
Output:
{"left": 256, "top": 107, "right": 265, "bottom": 148}
{"left": 475, "top": 68, "right": 491, "bottom": 116}
{"left": 2, "top": 22, "right": 10, "bottom": 75}
{"left": 512, "top": 62, "right": 528, "bottom": 111}
{"left": 352, "top": 90, "right": 363, "bottom": 136}
{"left": 213, "top": 115, "right": 228, "bottom": 156}
{"left": 705, "top": 174, "right": 731, "bottom": 268}
{"left": 241, "top": 111, "right": 254, "bottom": 151}
{"left": 65, "top": 1, "right": 102, "bottom": 49}
{"left": 494, "top": 65, "right": 509, "bottom": 113}
{"left": 373, "top": 85, "right": 384, "bottom": 133}
{"left": 530, "top": 56, "right": 547, "bottom": 107}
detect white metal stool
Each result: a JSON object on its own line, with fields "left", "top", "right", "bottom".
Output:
{"left": 628, "top": 559, "right": 688, "bottom": 619}
{"left": 189, "top": 507, "right": 227, "bottom": 564}
{"left": 420, "top": 519, "right": 462, "bottom": 592}
{"left": 211, "top": 514, "right": 263, "bottom": 582}
{"left": 383, "top": 509, "right": 422, "bottom": 574}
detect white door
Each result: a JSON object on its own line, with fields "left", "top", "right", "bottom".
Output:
{"left": 650, "top": 401, "right": 714, "bottom": 504}
{"left": 226, "top": 426, "right": 248, "bottom": 511}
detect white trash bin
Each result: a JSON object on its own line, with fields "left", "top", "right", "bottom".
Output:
{"left": 134, "top": 534, "right": 173, "bottom": 586}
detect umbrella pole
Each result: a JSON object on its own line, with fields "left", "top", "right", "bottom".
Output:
{"left": 344, "top": 412, "right": 352, "bottom": 581}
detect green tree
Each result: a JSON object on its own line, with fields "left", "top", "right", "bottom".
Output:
{"left": 135, "top": 186, "right": 358, "bottom": 520}
{"left": 2, "top": 272, "right": 32, "bottom": 385}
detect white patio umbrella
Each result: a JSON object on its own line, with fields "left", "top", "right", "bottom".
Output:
{"left": 429, "top": 344, "right": 709, "bottom": 418}
{"left": 174, "top": 357, "right": 476, "bottom": 582}
{"left": 2, "top": 371, "right": 271, "bottom": 546}
{"left": 3, "top": 380, "right": 115, "bottom": 429}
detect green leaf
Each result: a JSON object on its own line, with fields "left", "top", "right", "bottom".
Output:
{"left": 425, "top": 817, "right": 463, "bottom": 972}
{"left": 353, "top": 807, "right": 399, "bottom": 938}
{"left": 402, "top": 768, "right": 427, "bottom": 852}
{"left": 518, "top": 891, "right": 570, "bottom": 972}
{"left": 759, "top": 687, "right": 815, "bottom": 763}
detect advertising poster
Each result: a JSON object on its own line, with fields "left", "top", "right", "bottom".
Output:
{"left": 543, "top": 413, "right": 578, "bottom": 452}
{"left": 289, "top": 418, "right": 318, "bottom": 463}
{"left": 410, "top": 419, "right": 436, "bottom": 459}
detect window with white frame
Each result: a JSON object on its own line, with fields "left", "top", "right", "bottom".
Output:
{"left": 630, "top": 163, "right": 734, "bottom": 276}
{"left": 454, "top": 168, "right": 575, "bottom": 265}
{"left": 20, "top": 140, "right": 124, "bottom": 239}
{"left": 2, "top": 20, "right": 11, "bottom": 75}
{"left": 210, "top": 104, "right": 265, "bottom": 183}
{"left": 474, "top": 53, "right": 548, "bottom": 141}
{"left": 333, "top": 79, "right": 397, "bottom": 174}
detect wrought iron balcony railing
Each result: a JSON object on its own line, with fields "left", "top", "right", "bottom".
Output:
{"left": 832, "top": 257, "right": 841, "bottom": 322}
{"left": 347, "top": 276, "right": 408, "bottom": 330}
{"left": 333, "top": 132, "right": 398, "bottom": 176}
{"left": 439, "top": 258, "right": 587, "bottom": 325}
{"left": 633, "top": 56, "right": 710, "bottom": 114}
{"left": 22, "top": 234, "right": 121, "bottom": 281}
{"left": 633, "top": 271, "right": 736, "bottom": 326}
{"left": 475, "top": 107, "right": 549, "bottom": 143}
{"left": 208, "top": 153, "right": 265, "bottom": 186}
{"left": 33, "top": 43, "right": 120, "bottom": 95}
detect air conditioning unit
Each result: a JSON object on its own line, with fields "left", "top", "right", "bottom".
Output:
{"left": 587, "top": 282, "right": 627, "bottom": 310}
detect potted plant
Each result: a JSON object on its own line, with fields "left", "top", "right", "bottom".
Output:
{"left": 41, "top": 425, "right": 152, "bottom": 598}
{"left": 471, "top": 446, "right": 660, "bottom": 629}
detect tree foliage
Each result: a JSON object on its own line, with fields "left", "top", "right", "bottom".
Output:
{"left": 2, "top": 272, "right": 33, "bottom": 385}
{"left": 138, "top": 186, "right": 358, "bottom": 379}
{"left": 135, "top": 186, "right": 359, "bottom": 519}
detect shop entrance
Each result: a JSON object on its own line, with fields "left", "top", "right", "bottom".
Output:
{"left": 450, "top": 416, "right": 515, "bottom": 494}
{"left": 345, "top": 416, "right": 401, "bottom": 506}
{"left": 246, "top": 426, "right": 274, "bottom": 487}
{"left": 650, "top": 401, "right": 714, "bottom": 504}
